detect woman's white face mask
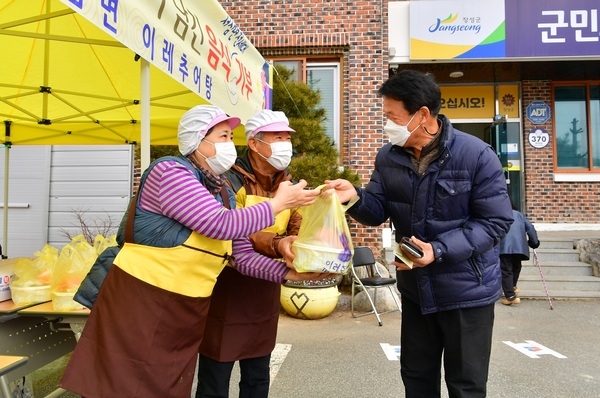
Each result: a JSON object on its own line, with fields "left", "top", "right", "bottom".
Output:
{"left": 196, "top": 141, "right": 237, "bottom": 175}
{"left": 384, "top": 113, "right": 419, "bottom": 147}
{"left": 257, "top": 140, "right": 293, "bottom": 171}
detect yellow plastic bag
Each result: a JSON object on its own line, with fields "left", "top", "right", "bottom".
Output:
{"left": 49, "top": 235, "right": 98, "bottom": 310}
{"left": 51, "top": 235, "right": 97, "bottom": 294}
{"left": 9, "top": 245, "right": 59, "bottom": 305}
{"left": 11, "top": 244, "right": 58, "bottom": 287}
{"left": 292, "top": 188, "right": 353, "bottom": 274}
{"left": 93, "top": 233, "right": 117, "bottom": 256}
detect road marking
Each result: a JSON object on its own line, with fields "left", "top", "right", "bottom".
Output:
{"left": 271, "top": 343, "right": 292, "bottom": 382}
{"left": 503, "top": 340, "right": 567, "bottom": 359}
{"left": 380, "top": 343, "right": 400, "bottom": 361}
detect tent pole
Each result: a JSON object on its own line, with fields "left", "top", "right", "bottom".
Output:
{"left": 2, "top": 121, "right": 11, "bottom": 259}
{"left": 141, "top": 59, "right": 150, "bottom": 172}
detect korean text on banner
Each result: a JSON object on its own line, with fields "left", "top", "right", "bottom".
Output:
{"left": 60, "top": 0, "right": 272, "bottom": 121}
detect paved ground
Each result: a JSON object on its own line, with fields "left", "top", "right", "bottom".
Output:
{"left": 257, "top": 296, "right": 600, "bottom": 398}
{"left": 28, "top": 295, "right": 600, "bottom": 398}
{"left": 9, "top": 232, "right": 600, "bottom": 396}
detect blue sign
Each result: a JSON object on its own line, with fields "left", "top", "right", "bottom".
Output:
{"left": 526, "top": 101, "right": 551, "bottom": 125}
{"left": 506, "top": 1, "right": 600, "bottom": 59}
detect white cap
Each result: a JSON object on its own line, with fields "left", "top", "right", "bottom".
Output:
{"left": 244, "top": 110, "right": 295, "bottom": 141}
{"left": 178, "top": 105, "right": 241, "bottom": 156}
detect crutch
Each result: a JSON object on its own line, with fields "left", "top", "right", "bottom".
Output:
{"left": 532, "top": 249, "right": 553, "bottom": 310}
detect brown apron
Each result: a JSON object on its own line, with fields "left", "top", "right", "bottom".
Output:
{"left": 60, "top": 266, "right": 210, "bottom": 397}
{"left": 199, "top": 266, "right": 280, "bottom": 362}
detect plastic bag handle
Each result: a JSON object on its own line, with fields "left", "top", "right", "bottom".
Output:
{"left": 315, "top": 184, "right": 357, "bottom": 212}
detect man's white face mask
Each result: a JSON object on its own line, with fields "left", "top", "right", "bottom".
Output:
{"left": 384, "top": 113, "right": 419, "bottom": 147}
{"left": 257, "top": 140, "right": 293, "bottom": 170}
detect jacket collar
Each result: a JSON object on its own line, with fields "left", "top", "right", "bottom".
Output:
{"left": 231, "top": 150, "right": 292, "bottom": 193}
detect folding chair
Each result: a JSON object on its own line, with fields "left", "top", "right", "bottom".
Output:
{"left": 350, "top": 246, "right": 401, "bottom": 326}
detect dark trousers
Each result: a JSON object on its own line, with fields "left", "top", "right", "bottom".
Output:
{"left": 400, "top": 298, "right": 495, "bottom": 398}
{"left": 196, "top": 354, "right": 271, "bottom": 398}
{"left": 500, "top": 254, "right": 522, "bottom": 298}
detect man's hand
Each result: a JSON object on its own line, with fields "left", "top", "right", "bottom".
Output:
{"left": 394, "top": 236, "right": 434, "bottom": 270}
{"left": 278, "top": 236, "right": 298, "bottom": 268}
{"left": 323, "top": 179, "right": 358, "bottom": 204}
{"left": 270, "top": 180, "right": 320, "bottom": 214}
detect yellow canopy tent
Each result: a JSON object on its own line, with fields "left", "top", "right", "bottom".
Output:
{"left": 0, "top": 0, "right": 270, "bottom": 146}
{"left": 0, "top": 0, "right": 272, "bottom": 256}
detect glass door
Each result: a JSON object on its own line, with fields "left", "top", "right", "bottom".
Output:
{"left": 487, "top": 116, "right": 522, "bottom": 210}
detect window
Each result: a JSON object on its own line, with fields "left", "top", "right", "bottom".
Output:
{"left": 592, "top": 85, "right": 600, "bottom": 167}
{"left": 272, "top": 59, "right": 341, "bottom": 152}
{"left": 273, "top": 60, "right": 303, "bottom": 82}
{"left": 554, "top": 83, "right": 600, "bottom": 170}
{"left": 307, "top": 63, "right": 340, "bottom": 148}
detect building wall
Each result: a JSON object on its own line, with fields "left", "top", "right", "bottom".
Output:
{"left": 47, "top": 146, "right": 133, "bottom": 248}
{"left": 222, "top": 0, "right": 600, "bottom": 243}
{"left": 222, "top": 0, "right": 390, "bottom": 248}
{"left": 1, "top": 146, "right": 132, "bottom": 258}
{"left": 387, "top": 0, "right": 600, "bottom": 228}
{"left": 522, "top": 80, "right": 600, "bottom": 224}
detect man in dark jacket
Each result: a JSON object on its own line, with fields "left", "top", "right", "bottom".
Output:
{"left": 326, "top": 70, "right": 513, "bottom": 398}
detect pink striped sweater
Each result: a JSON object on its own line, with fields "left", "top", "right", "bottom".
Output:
{"left": 138, "top": 160, "right": 289, "bottom": 283}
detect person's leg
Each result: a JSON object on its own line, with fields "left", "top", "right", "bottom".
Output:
{"left": 238, "top": 355, "right": 271, "bottom": 398}
{"left": 512, "top": 256, "right": 523, "bottom": 291}
{"left": 499, "top": 255, "right": 515, "bottom": 298}
{"left": 440, "top": 303, "right": 495, "bottom": 398}
{"left": 196, "top": 354, "right": 235, "bottom": 398}
{"left": 400, "top": 297, "right": 444, "bottom": 398}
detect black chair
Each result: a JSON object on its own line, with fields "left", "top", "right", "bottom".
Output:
{"left": 350, "top": 246, "right": 401, "bottom": 326}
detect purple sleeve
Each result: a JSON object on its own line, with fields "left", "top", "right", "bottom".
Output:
{"left": 232, "top": 237, "right": 289, "bottom": 283}
{"left": 139, "top": 160, "right": 275, "bottom": 240}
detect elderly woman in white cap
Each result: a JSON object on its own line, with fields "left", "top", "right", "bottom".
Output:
{"left": 60, "top": 105, "right": 324, "bottom": 398}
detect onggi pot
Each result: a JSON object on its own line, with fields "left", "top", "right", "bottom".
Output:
{"left": 280, "top": 282, "right": 340, "bottom": 320}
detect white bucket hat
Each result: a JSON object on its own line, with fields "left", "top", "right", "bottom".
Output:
{"left": 244, "top": 110, "right": 295, "bottom": 141}
{"left": 178, "top": 105, "right": 241, "bottom": 156}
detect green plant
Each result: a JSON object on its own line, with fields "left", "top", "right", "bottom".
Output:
{"left": 272, "top": 65, "right": 361, "bottom": 187}
{"left": 150, "top": 145, "right": 179, "bottom": 160}
{"left": 146, "top": 65, "right": 361, "bottom": 189}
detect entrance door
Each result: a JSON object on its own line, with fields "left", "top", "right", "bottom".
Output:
{"left": 454, "top": 121, "right": 523, "bottom": 211}
{"left": 487, "top": 117, "right": 522, "bottom": 210}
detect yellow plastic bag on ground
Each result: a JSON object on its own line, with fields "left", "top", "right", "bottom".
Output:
{"left": 292, "top": 188, "right": 354, "bottom": 274}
